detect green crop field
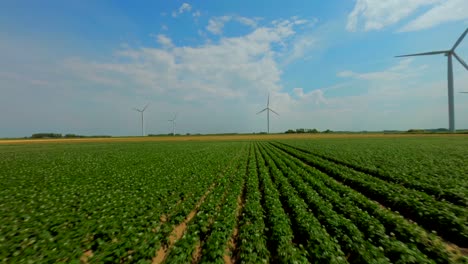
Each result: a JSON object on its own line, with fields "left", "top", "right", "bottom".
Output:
{"left": 1, "top": 136, "right": 467, "bottom": 263}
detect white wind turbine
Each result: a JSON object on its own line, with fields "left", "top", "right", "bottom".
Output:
{"left": 256, "top": 93, "right": 279, "bottom": 134}
{"left": 133, "top": 103, "right": 149, "bottom": 136}
{"left": 168, "top": 113, "right": 177, "bottom": 136}
{"left": 396, "top": 27, "right": 468, "bottom": 132}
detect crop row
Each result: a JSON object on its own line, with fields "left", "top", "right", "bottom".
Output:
{"left": 254, "top": 143, "right": 310, "bottom": 263}
{"left": 279, "top": 139, "right": 468, "bottom": 206}
{"left": 271, "top": 142, "right": 468, "bottom": 247}
{"left": 0, "top": 142, "right": 249, "bottom": 263}
{"left": 266, "top": 142, "right": 466, "bottom": 263}
{"left": 162, "top": 143, "right": 250, "bottom": 263}
{"left": 235, "top": 143, "right": 270, "bottom": 263}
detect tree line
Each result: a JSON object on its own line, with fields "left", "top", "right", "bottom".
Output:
{"left": 285, "top": 128, "right": 333, "bottom": 134}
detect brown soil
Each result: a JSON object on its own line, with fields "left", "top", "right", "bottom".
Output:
{"left": 191, "top": 242, "right": 202, "bottom": 263}
{"left": 444, "top": 241, "right": 468, "bottom": 257}
{"left": 159, "top": 214, "right": 167, "bottom": 223}
{"left": 152, "top": 183, "right": 217, "bottom": 264}
{"left": 224, "top": 185, "right": 245, "bottom": 264}
{"left": 223, "top": 254, "right": 233, "bottom": 264}
{"left": 79, "top": 250, "right": 93, "bottom": 264}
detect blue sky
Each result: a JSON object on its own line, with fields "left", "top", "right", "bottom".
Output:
{"left": 1, "top": 0, "right": 468, "bottom": 137}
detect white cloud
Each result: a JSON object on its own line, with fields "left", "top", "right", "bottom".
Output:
{"left": 235, "top": 16, "right": 258, "bottom": 27}
{"left": 293, "top": 88, "right": 327, "bottom": 105}
{"left": 179, "top": 3, "right": 192, "bottom": 13}
{"left": 206, "top": 15, "right": 260, "bottom": 35}
{"left": 399, "top": 0, "right": 468, "bottom": 32}
{"left": 172, "top": 3, "right": 192, "bottom": 17}
{"left": 153, "top": 34, "right": 173, "bottom": 47}
{"left": 346, "top": 0, "right": 442, "bottom": 32}
{"left": 192, "top": 10, "right": 201, "bottom": 18}
{"left": 283, "top": 34, "right": 317, "bottom": 64}
{"left": 68, "top": 19, "right": 302, "bottom": 103}
{"left": 337, "top": 58, "right": 427, "bottom": 81}
{"left": 206, "top": 16, "right": 231, "bottom": 35}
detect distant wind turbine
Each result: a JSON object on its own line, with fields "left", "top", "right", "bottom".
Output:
{"left": 133, "top": 103, "right": 149, "bottom": 136}
{"left": 395, "top": 27, "right": 468, "bottom": 132}
{"left": 257, "top": 94, "right": 279, "bottom": 134}
{"left": 168, "top": 113, "right": 177, "bottom": 136}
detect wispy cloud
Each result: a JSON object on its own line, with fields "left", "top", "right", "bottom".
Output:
{"left": 69, "top": 19, "right": 304, "bottom": 102}
{"left": 192, "top": 10, "right": 201, "bottom": 18}
{"left": 282, "top": 34, "right": 317, "bottom": 64}
{"left": 399, "top": 0, "right": 468, "bottom": 32}
{"left": 206, "top": 16, "right": 231, "bottom": 35}
{"left": 151, "top": 34, "right": 173, "bottom": 48}
{"left": 172, "top": 3, "right": 192, "bottom": 18}
{"left": 206, "top": 15, "right": 260, "bottom": 35}
{"left": 337, "top": 58, "right": 427, "bottom": 81}
{"left": 346, "top": 0, "right": 452, "bottom": 32}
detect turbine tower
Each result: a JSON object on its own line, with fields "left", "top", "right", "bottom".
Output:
{"left": 133, "top": 103, "right": 149, "bottom": 136}
{"left": 168, "top": 113, "right": 177, "bottom": 136}
{"left": 395, "top": 27, "right": 468, "bottom": 132}
{"left": 256, "top": 94, "right": 279, "bottom": 134}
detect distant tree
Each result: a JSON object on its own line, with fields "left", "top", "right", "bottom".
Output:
{"left": 285, "top": 129, "right": 295, "bottom": 134}
{"left": 31, "top": 133, "right": 62, "bottom": 139}
{"left": 296, "top": 128, "right": 306, "bottom": 133}
{"left": 407, "top": 129, "right": 425, "bottom": 133}
{"left": 64, "top": 134, "right": 85, "bottom": 138}
{"left": 306, "top": 128, "right": 319, "bottom": 133}
{"left": 323, "top": 129, "right": 332, "bottom": 133}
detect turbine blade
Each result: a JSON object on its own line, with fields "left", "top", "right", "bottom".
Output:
{"left": 452, "top": 27, "right": 468, "bottom": 51}
{"left": 453, "top": 52, "right": 468, "bottom": 71}
{"left": 395, "top": 50, "right": 448, "bottom": 57}
{"left": 142, "top": 103, "right": 149, "bottom": 111}
{"left": 267, "top": 93, "right": 270, "bottom": 107}
{"left": 173, "top": 113, "right": 178, "bottom": 120}
{"left": 460, "top": 92, "right": 468, "bottom": 94}
{"left": 256, "top": 108, "right": 267, "bottom": 115}
{"left": 269, "top": 108, "right": 279, "bottom": 116}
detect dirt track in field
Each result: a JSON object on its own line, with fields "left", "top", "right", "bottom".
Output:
{"left": 1, "top": 133, "right": 467, "bottom": 145}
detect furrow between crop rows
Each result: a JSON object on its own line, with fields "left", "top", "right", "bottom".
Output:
{"left": 254, "top": 143, "right": 310, "bottom": 263}
{"left": 267, "top": 142, "right": 467, "bottom": 262}
{"left": 270, "top": 142, "right": 468, "bottom": 247}
{"left": 235, "top": 143, "right": 270, "bottom": 263}
{"left": 274, "top": 142, "right": 467, "bottom": 207}
{"left": 160, "top": 144, "right": 250, "bottom": 264}
{"left": 261, "top": 142, "right": 434, "bottom": 263}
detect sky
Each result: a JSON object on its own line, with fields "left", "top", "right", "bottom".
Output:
{"left": 1, "top": 0, "right": 468, "bottom": 137}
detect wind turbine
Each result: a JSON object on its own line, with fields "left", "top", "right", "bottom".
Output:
{"left": 133, "top": 103, "right": 149, "bottom": 136}
{"left": 395, "top": 27, "right": 468, "bottom": 132}
{"left": 256, "top": 94, "right": 279, "bottom": 134}
{"left": 168, "top": 113, "right": 177, "bottom": 136}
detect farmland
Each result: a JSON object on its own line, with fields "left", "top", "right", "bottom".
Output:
{"left": 1, "top": 136, "right": 467, "bottom": 263}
